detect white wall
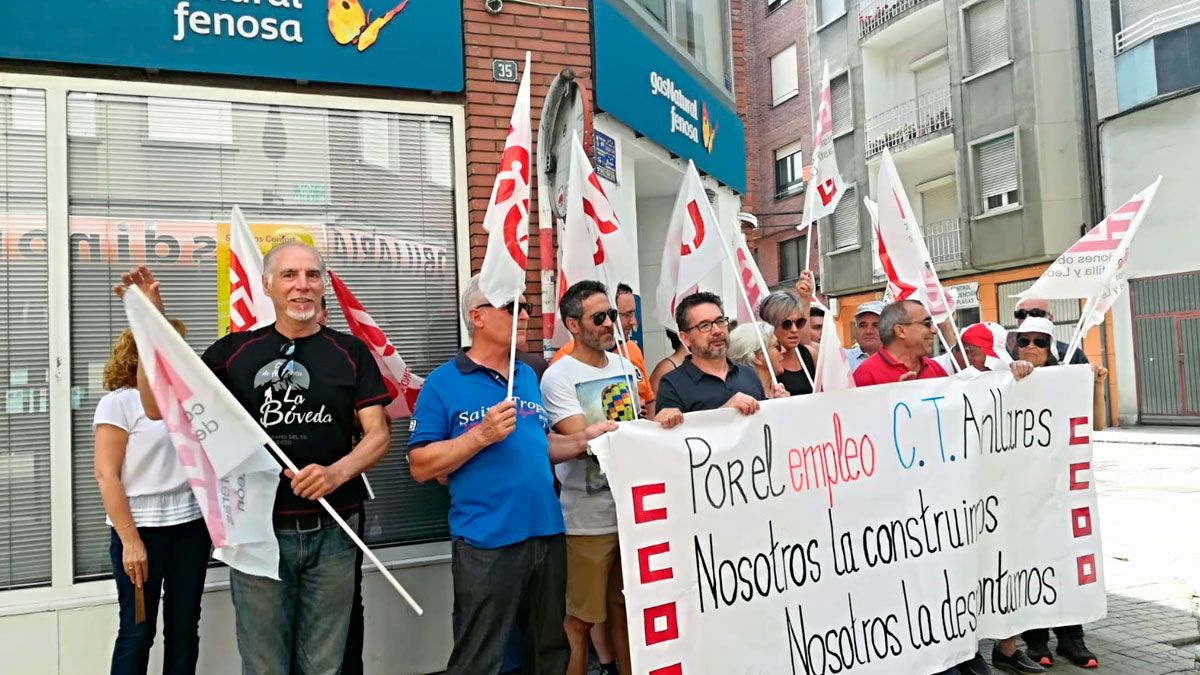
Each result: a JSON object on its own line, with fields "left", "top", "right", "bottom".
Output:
{"left": 0, "top": 554, "right": 453, "bottom": 675}
{"left": 1099, "top": 92, "right": 1200, "bottom": 423}
{"left": 861, "top": 36, "right": 948, "bottom": 118}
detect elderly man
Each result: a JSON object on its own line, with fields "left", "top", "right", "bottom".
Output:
{"left": 853, "top": 300, "right": 948, "bottom": 387}
{"left": 120, "top": 243, "right": 393, "bottom": 675}
{"left": 1012, "top": 298, "right": 1089, "bottom": 365}
{"left": 654, "top": 292, "right": 786, "bottom": 428}
{"left": 407, "top": 274, "right": 613, "bottom": 675}
{"left": 845, "top": 301, "right": 884, "bottom": 372}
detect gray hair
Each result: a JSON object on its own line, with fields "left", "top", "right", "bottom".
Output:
{"left": 262, "top": 240, "right": 326, "bottom": 279}
{"left": 758, "top": 290, "right": 804, "bottom": 327}
{"left": 460, "top": 274, "right": 488, "bottom": 336}
{"left": 728, "top": 321, "right": 775, "bottom": 368}
{"left": 878, "top": 300, "right": 923, "bottom": 346}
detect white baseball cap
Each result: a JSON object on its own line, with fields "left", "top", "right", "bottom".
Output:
{"left": 1014, "top": 316, "right": 1056, "bottom": 337}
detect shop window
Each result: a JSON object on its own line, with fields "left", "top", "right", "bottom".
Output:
{"left": 67, "top": 93, "right": 459, "bottom": 580}
{"left": 778, "top": 234, "right": 806, "bottom": 283}
{"left": 963, "top": 0, "right": 1010, "bottom": 76}
{"left": 830, "top": 185, "right": 859, "bottom": 249}
{"left": 773, "top": 140, "right": 804, "bottom": 199}
{"left": 633, "top": 0, "right": 668, "bottom": 26}
{"left": 830, "top": 72, "right": 853, "bottom": 136}
{"left": 624, "top": 0, "right": 734, "bottom": 93}
{"left": 770, "top": 44, "right": 799, "bottom": 105}
{"left": 147, "top": 98, "right": 234, "bottom": 145}
{"left": 973, "top": 132, "right": 1020, "bottom": 214}
{"left": 0, "top": 88, "right": 52, "bottom": 591}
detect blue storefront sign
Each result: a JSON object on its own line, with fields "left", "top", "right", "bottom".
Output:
{"left": 0, "top": 1, "right": 463, "bottom": 92}
{"left": 593, "top": 0, "right": 746, "bottom": 193}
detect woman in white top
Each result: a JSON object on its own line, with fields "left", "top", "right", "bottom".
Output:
{"left": 93, "top": 325, "right": 211, "bottom": 675}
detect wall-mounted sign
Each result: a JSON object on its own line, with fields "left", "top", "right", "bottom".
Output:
{"left": 492, "top": 59, "right": 520, "bottom": 83}
{"left": 0, "top": 1, "right": 463, "bottom": 92}
{"left": 592, "top": 0, "right": 746, "bottom": 193}
{"left": 946, "top": 282, "right": 980, "bottom": 310}
{"left": 594, "top": 130, "right": 619, "bottom": 184}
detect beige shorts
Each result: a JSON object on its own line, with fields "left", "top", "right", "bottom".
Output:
{"left": 565, "top": 533, "right": 624, "bottom": 624}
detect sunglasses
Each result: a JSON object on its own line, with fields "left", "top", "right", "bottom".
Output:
{"left": 588, "top": 309, "right": 619, "bottom": 326}
{"left": 683, "top": 316, "right": 729, "bottom": 334}
{"left": 279, "top": 340, "right": 297, "bottom": 383}
{"left": 779, "top": 317, "right": 807, "bottom": 330}
{"left": 1017, "top": 336, "right": 1052, "bottom": 349}
{"left": 1014, "top": 308, "right": 1048, "bottom": 321}
{"left": 476, "top": 301, "right": 533, "bottom": 315}
{"left": 901, "top": 318, "right": 935, "bottom": 329}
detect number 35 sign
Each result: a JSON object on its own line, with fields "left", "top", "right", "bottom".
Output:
{"left": 492, "top": 59, "right": 519, "bottom": 83}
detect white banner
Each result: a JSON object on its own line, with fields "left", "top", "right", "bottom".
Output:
{"left": 593, "top": 366, "right": 1106, "bottom": 675}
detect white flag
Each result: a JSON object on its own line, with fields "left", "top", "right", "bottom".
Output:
{"left": 731, "top": 228, "right": 770, "bottom": 324}
{"left": 123, "top": 286, "right": 282, "bottom": 579}
{"left": 478, "top": 52, "right": 533, "bottom": 307}
{"left": 656, "top": 162, "right": 729, "bottom": 330}
{"left": 1019, "top": 177, "right": 1162, "bottom": 301}
{"left": 814, "top": 312, "right": 856, "bottom": 393}
{"left": 805, "top": 61, "right": 847, "bottom": 222}
{"left": 227, "top": 205, "right": 275, "bottom": 333}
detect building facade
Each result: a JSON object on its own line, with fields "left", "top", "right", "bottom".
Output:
{"left": 1087, "top": 0, "right": 1200, "bottom": 425}
{"left": 0, "top": 0, "right": 747, "bottom": 671}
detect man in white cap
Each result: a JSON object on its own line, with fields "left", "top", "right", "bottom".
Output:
{"left": 844, "top": 300, "right": 885, "bottom": 373}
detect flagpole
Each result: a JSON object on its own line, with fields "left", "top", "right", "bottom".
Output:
{"left": 506, "top": 295, "right": 520, "bottom": 400}
{"left": 713, "top": 219, "right": 780, "bottom": 389}
{"left": 1062, "top": 295, "right": 1097, "bottom": 366}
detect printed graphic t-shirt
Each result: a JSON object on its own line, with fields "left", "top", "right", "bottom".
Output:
{"left": 201, "top": 324, "right": 391, "bottom": 515}
{"left": 541, "top": 352, "right": 639, "bottom": 535}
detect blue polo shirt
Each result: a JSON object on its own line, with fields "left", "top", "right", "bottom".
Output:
{"left": 409, "top": 351, "right": 564, "bottom": 549}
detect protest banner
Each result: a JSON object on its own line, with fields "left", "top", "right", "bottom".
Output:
{"left": 592, "top": 365, "right": 1105, "bottom": 675}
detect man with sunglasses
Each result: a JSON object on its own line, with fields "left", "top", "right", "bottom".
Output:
{"left": 540, "top": 280, "right": 644, "bottom": 675}
{"left": 654, "top": 292, "right": 787, "bottom": 428}
{"left": 1011, "top": 298, "right": 1090, "bottom": 365}
{"left": 853, "top": 300, "right": 949, "bottom": 387}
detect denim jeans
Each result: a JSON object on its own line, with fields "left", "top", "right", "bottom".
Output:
{"left": 230, "top": 512, "right": 359, "bottom": 675}
{"left": 109, "top": 518, "right": 211, "bottom": 675}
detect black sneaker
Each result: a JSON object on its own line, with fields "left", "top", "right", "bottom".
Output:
{"left": 597, "top": 661, "right": 620, "bottom": 675}
{"left": 1056, "top": 634, "right": 1098, "bottom": 668}
{"left": 1023, "top": 639, "right": 1052, "bottom": 667}
{"left": 991, "top": 646, "right": 1046, "bottom": 674}
{"left": 959, "top": 652, "right": 992, "bottom": 675}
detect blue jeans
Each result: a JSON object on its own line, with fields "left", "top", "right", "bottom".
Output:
{"left": 109, "top": 518, "right": 211, "bottom": 675}
{"left": 230, "top": 512, "right": 359, "bottom": 675}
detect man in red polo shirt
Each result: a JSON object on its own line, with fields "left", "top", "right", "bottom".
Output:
{"left": 853, "top": 300, "right": 948, "bottom": 387}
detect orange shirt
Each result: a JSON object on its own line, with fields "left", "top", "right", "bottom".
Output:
{"left": 550, "top": 339, "right": 655, "bottom": 406}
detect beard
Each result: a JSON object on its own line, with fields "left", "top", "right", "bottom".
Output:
{"left": 285, "top": 307, "right": 317, "bottom": 322}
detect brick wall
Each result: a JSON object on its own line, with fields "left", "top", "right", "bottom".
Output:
{"left": 744, "top": 0, "right": 812, "bottom": 287}
{"left": 463, "top": 0, "right": 593, "bottom": 346}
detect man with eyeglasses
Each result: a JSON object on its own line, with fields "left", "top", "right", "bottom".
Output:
{"left": 654, "top": 292, "right": 787, "bottom": 428}
{"left": 1011, "top": 298, "right": 1090, "bottom": 365}
{"left": 853, "top": 300, "right": 949, "bottom": 387}
{"left": 119, "top": 242, "right": 392, "bottom": 675}
{"left": 539, "top": 280, "right": 644, "bottom": 675}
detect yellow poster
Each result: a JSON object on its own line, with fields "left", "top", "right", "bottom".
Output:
{"left": 215, "top": 222, "right": 316, "bottom": 335}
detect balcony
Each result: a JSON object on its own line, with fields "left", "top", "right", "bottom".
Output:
{"left": 856, "top": 0, "right": 933, "bottom": 39}
{"left": 870, "top": 217, "right": 964, "bottom": 283}
{"left": 865, "top": 86, "right": 952, "bottom": 157}
{"left": 1116, "top": 0, "right": 1200, "bottom": 54}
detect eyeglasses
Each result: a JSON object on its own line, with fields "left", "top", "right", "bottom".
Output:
{"left": 683, "top": 316, "right": 729, "bottom": 334}
{"left": 618, "top": 310, "right": 637, "bottom": 321}
{"left": 1017, "top": 336, "right": 1052, "bottom": 349}
{"left": 1014, "top": 308, "right": 1048, "bottom": 321}
{"left": 279, "top": 340, "right": 296, "bottom": 383}
{"left": 476, "top": 301, "right": 533, "bottom": 316}
{"left": 900, "top": 318, "right": 935, "bottom": 329}
{"left": 779, "top": 317, "right": 807, "bottom": 331}
{"left": 588, "top": 309, "right": 619, "bottom": 326}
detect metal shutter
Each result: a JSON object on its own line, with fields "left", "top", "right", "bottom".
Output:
{"left": 1121, "top": 0, "right": 1177, "bottom": 28}
{"left": 68, "top": 93, "right": 459, "bottom": 579}
{"left": 771, "top": 45, "right": 799, "bottom": 105}
{"left": 831, "top": 74, "right": 852, "bottom": 135}
{"left": 977, "top": 134, "right": 1018, "bottom": 201}
{"left": 820, "top": 0, "right": 845, "bottom": 23}
{"left": 0, "top": 89, "right": 52, "bottom": 591}
{"left": 967, "top": 0, "right": 1010, "bottom": 74}
{"left": 831, "top": 186, "right": 859, "bottom": 249}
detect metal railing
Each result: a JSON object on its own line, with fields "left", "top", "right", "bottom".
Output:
{"left": 925, "top": 217, "right": 964, "bottom": 267}
{"left": 865, "top": 85, "right": 953, "bottom": 157}
{"left": 1116, "top": 0, "right": 1200, "bottom": 54}
{"left": 856, "top": 0, "right": 927, "bottom": 38}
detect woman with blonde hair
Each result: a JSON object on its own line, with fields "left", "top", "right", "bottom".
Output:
{"left": 93, "top": 321, "right": 211, "bottom": 675}
{"left": 727, "top": 321, "right": 786, "bottom": 396}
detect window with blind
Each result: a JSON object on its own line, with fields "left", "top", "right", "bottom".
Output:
{"left": 770, "top": 45, "right": 799, "bottom": 105}
{"left": 830, "top": 73, "right": 853, "bottom": 136}
{"left": 0, "top": 88, "right": 52, "bottom": 591}
{"left": 67, "top": 93, "right": 459, "bottom": 580}
{"left": 778, "top": 235, "right": 806, "bottom": 282}
{"left": 973, "top": 133, "right": 1020, "bottom": 214}
{"left": 819, "top": 0, "right": 845, "bottom": 24}
{"left": 964, "top": 0, "right": 1010, "bottom": 76}
{"left": 774, "top": 140, "right": 804, "bottom": 199}
{"left": 998, "top": 279, "right": 1081, "bottom": 346}
{"left": 830, "top": 185, "right": 859, "bottom": 249}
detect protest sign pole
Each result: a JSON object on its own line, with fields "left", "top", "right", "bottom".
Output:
{"left": 714, "top": 225, "right": 780, "bottom": 388}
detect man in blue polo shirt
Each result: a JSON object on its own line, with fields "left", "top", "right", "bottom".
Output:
{"left": 408, "top": 274, "right": 613, "bottom": 675}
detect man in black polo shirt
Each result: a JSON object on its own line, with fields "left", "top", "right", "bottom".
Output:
{"left": 121, "top": 242, "right": 391, "bottom": 675}
{"left": 654, "top": 292, "right": 786, "bottom": 428}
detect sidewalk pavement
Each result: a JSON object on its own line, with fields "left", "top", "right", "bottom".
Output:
{"left": 1096, "top": 426, "right": 1200, "bottom": 447}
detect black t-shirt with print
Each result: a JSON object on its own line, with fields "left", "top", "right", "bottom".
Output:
{"left": 201, "top": 325, "right": 391, "bottom": 515}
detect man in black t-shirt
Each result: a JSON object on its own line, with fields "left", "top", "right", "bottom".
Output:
{"left": 122, "top": 243, "right": 391, "bottom": 675}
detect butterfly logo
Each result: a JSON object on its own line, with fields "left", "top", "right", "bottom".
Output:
{"left": 701, "top": 102, "right": 718, "bottom": 154}
{"left": 327, "top": 0, "right": 409, "bottom": 52}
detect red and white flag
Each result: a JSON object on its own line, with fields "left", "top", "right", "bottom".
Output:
{"left": 814, "top": 313, "right": 855, "bottom": 393}
{"left": 656, "top": 162, "right": 729, "bottom": 330}
{"left": 1019, "top": 177, "right": 1162, "bottom": 301}
{"left": 227, "top": 205, "right": 275, "bottom": 333}
{"left": 328, "top": 270, "right": 424, "bottom": 418}
{"left": 123, "top": 286, "right": 281, "bottom": 579}
{"left": 731, "top": 228, "right": 770, "bottom": 324}
{"left": 803, "top": 61, "right": 847, "bottom": 224}
{"left": 479, "top": 52, "right": 533, "bottom": 307}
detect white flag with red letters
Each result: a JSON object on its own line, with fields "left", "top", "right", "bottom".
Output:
{"left": 731, "top": 228, "right": 770, "bottom": 324}
{"left": 478, "top": 52, "right": 533, "bottom": 307}
{"left": 805, "top": 61, "right": 847, "bottom": 223}
{"left": 656, "top": 162, "right": 729, "bottom": 330}
{"left": 227, "top": 205, "right": 275, "bottom": 333}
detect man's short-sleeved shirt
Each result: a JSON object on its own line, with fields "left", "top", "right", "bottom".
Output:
{"left": 408, "top": 352, "right": 564, "bottom": 549}
{"left": 845, "top": 345, "right": 872, "bottom": 373}
{"left": 656, "top": 357, "right": 766, "bottom": 413}
{"left": 551, "top": 339, "right": 655, "bottom": 405}
{"left": 852, "top": 349, "right": 949, "bottom": 387}
{"left": 201, "top": 325, "right": 391, "bottom": 515}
